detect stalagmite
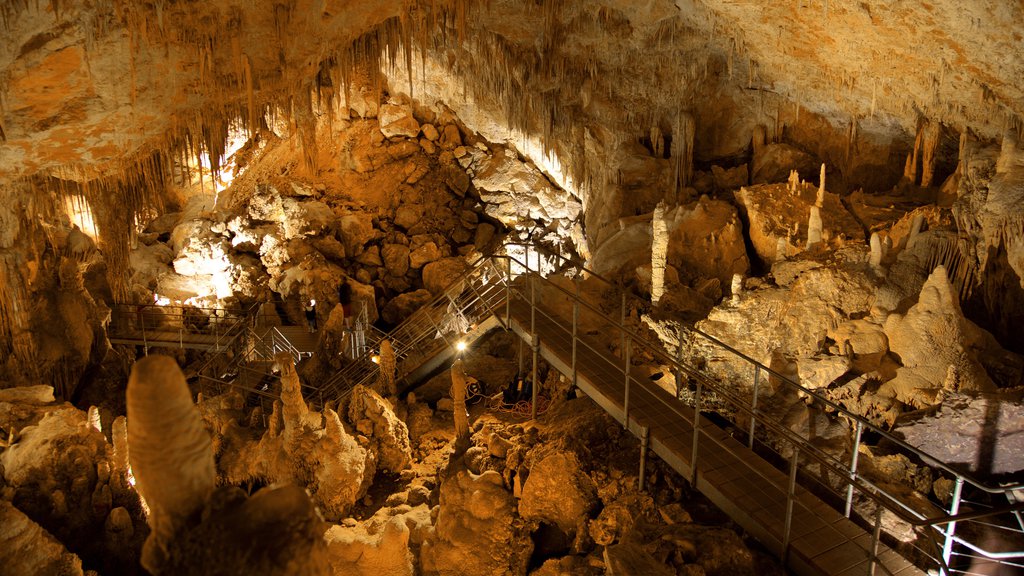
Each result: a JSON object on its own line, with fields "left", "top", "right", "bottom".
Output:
{"left": 775, "top": 237, "right": 789, "bottom": 261}
{"left": 869, "top": 232, "right": 883, "bottom": 268}
{"left": 651, "top": 202, "right": 668, "bottom": 304}
{"left": 816, "top": 164, "right": 826, "bottom": 207}
{"left": 788, "top": 169, "right": 800, "bottom": 194}
{"left": 450, "top": 358, "right": 470, "bottom": 453}
{"left": 126, "top": 355, "right": 215, "bottom": 573}
{"left": 87, "top": 406, "right": 101, "bottom": 432}
{"left": 377, "top": 339, "right": 397, "bottom": 396}
{"left": 907, "top": 214, "right": 925, "bottom": 249}
{"left": 920, "top": 121, "right": 941, "bottom": 187}
{"left": 730, "top": 274, "right": 743, "bottom": 304}
{"left": 806, "top": 206, "right": 823, "bottom": 249}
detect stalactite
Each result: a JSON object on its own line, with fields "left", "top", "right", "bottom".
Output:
{"left": 920, "top": 120, "right": 942, "bottom": 187}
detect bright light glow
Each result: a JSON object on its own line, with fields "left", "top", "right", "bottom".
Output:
{"left": 154, "top": 294, "right": 172, "bottom": 306}
{"left": 63, "top": 195, "right": 99, "bottom": 239}
{"left": 310, "top": 299, "right": 316, "bottom": 306}
{"left": 371, "top": 354, "right": 381, "bottom": 364}
{"left": 456, "top": 341, "right": 468, "bottom": 352}
{"left": 195, "top": 123, "right": 250, "bottom": 193}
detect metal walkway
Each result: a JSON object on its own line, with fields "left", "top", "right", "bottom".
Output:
{"left": 318, "top": 244, "right": 1024, "bottom": 576}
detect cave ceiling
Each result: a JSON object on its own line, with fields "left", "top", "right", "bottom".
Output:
{"left": 0, "top": 0, "right": 1021, "bottom": 186}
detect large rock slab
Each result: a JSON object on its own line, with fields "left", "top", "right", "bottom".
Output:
{"left": 735, "top": 183, "right": 863, "bottom": 264}
{"left": 379, "top": 103, "right": 421, "bottom": 139}
{"left": 422, "top": 257, "right": 469, "bottom": 294}
{"left": 518, "top": 451, "right": 598, "bottom": 536}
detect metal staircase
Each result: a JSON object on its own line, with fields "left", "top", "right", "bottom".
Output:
{"left": 315, "top": 243, "right": 1024, "bottom": 576}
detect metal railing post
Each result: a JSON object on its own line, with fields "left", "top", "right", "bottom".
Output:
{"left": 868, "top": 506, "right": 883, "bottom": 576}
{"left": 749, "top": 365, "right": 760, "bottom": 449}
{"left": 782, "top": 445, "right": 799, "bottom": 562}
{"left": 505, "top": 257, "right": 512, "bottom": 324}
{"left": 623, "top": 336, "right": 631, "bottom": 428}
{"left": 142, "top": 310, "right": 149, "bottom": 355}
{"left": 531, "top": 333, "right": 539, "bottom": 420}
{"left": 530, "top": 273, "right": 538, "bottom": 420}
{"left": 846, "top": 420, "right": 864, "bottom": 517}
{"left": 942, "top": 477, "right": 965, "bottom": 572}
{"left": 675, "top": 326, "right": 685, "bottom": 399}
{"left": 572, "top": 277, "right": 579, "bottom": 387}
{"left": 690, "top": 376, "right": 702, "bottom": 484}
{"left": 638, "top": 425, "right": 651, "bottom": 492}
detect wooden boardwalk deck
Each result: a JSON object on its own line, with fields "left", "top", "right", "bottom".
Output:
{"left": 505, "top": 298, "right": 923, "bottom": 576}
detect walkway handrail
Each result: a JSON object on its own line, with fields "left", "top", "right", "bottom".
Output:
{"left": 506, "top": 242, "right": 1024, "bottom": 494}
{"left": 500, "top": 244, "right": 1023, "bottom": 574}
{"left": 319, "top": 254, "right": 504, "bottom": 397}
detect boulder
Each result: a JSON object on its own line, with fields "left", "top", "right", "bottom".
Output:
{"left": 0, "top": 500, "right": 84, "bottom": 576}
{"left": 379, "top": 103, "right": 421, "bottom": 139}
{"left": 828, "top": 317, "right": 888, "bottom": 356}
{"left": 421, "top": 123, "right": 440, "bottom": 141}
{"left": 518, "top": 452, "right": 598, "bottom": 536}
{"left": 394, "top": 205, "right": 423, "bottom": 230}
{"left": 382, "top": 244, "right": 411, "bottom": 277}
{"left": 339, "top": 212, "right": 376, "bottom": 256}
{"left": 711, "top": 164, "right": 748, "bottom": 190}
{"left": 422, "top": 257, "right": 469, "bottom": 294}
{"left": 383, "top": 289, "right": 434, "bottom": 325}
{"left": 347, "top": 385, "right": 412, "bottom": 472}
{"left": 438, "top": 124, "right": 462, "bottom": 150}
{"left": 796, "top": 355, "right": 851, "bottom": 390}
{"left": 420, "top": 469, "right": 531, "bottom": 576}
{"left": 409, "top": 241, "right": 442, "bottom": 269}
{"left": 664, "top": 196, "right": 749, "bottom": 287}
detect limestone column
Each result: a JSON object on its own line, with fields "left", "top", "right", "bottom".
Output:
{"left": 651, "top": 202, "right": 668, "bottom": 304}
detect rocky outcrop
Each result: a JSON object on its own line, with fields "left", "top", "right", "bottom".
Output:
{"left": 347, "top": 385, "right": 412, "bottom": 473}
{"left": 735, "top": 182, "right": 863, "bottom": 265}
{"left": 209, "top": 355, "right": 375, "bottom": 521}
{"left": 518, "top": 451, "right": 599, "bottom": 537}
{"left": 324, "top": 505, "right": 433, "bottom": 576}
{"left": 127, "top": 355, "right": 330, "bottom": 574}
{"left": 0, "top": 500, "right": 83, "bottom": 576}
{"left": 879, "top": 266, "right": 999, "bottom": 407}
{"left": 896, "top": 393, "right": 1024, "bottom": 476}
{"left": 592, "top": 196, "right": 748, "bottom": 290}
{"left": 420, "top": 469, "right": 532, "bottom": 576}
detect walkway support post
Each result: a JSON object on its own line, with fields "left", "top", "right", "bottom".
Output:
{"left": 782, "top": 445, "right": 800, "bottom": 563}
{"left": 572, "top": 277, "right": 579, "bottom": 388}
{"left": 623, "top": 336, "right": 631, "bottom": 428}
{"left": 845, "top": 420, "right": 864, "bottom": 517}
{"left": 942, "top": 477, "right": 965, "bottom": 570}
{"left": 530, "top": 272, "right": 539, "bottom": 420}
{"left": 869, "top": 506, "right": 883, "bottom": 576}
{"left": 690, "top": 376, "right": 702, "bottom": 484}
{"left": 749, "top": 365, "right": 760, "bottom": 449}
{"left": 531, "top": 334, "right": 539, "bottom": 420}
{"left": 638, "top": 425, "right": 651, "bottom": 492}
{"left": 505, "top": 256, "right": 512, "bottom": 324}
